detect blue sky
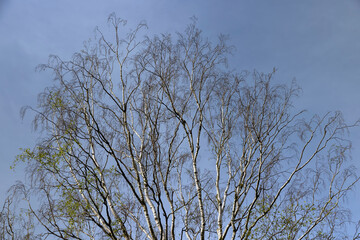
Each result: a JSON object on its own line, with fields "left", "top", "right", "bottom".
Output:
{"left": 1, "top": 0, "right": 360, "bottom": 230}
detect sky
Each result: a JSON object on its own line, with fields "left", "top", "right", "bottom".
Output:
{"left": 1, "top": 0, "right": 360, "bottom": 232}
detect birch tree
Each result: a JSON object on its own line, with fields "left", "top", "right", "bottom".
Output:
{"left": 3, "top": 14, "right": 359, "bottom": 239}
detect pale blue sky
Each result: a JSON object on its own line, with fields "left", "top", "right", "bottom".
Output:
{"left": 1, "top": 0, "right": 360, "bottom": 231}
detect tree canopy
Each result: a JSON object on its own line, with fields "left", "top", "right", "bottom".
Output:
{"left": 1, "top": 14, "right": 359, "bottom": 240}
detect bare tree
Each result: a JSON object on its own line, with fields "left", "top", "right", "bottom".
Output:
{"left": 0, "top": 184, "right": 38, "bottom": 240}
{"left": 4, "top": 14, "right": 359, "bottom": 239}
